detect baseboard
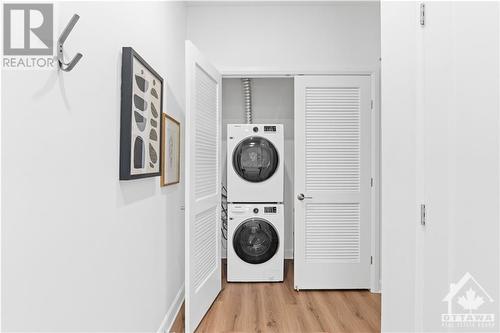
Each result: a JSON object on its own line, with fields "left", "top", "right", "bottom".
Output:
{"left": 370, "top": 279, "right": 382, "bottom": 293}
{"left": 285, "top": 248, "right": 294, "bottom": 259}
{"left": 157, "top": 284, "right": 184, "bottom": 333}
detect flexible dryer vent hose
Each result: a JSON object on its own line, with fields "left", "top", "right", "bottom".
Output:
{"left": 241, "top": 78, "right": 252, "bottom": 124}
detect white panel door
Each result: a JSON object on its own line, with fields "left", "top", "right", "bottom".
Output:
{"left": 417, "top": 2, "right": 453, "bottom": 330}
{"left": 294, "top": 75, "right": 371, "bottom": 289}
{"left": 185, "top": 41, "right": 222, "bottom": 332}
{"left": 417, "top": 3, "right": 500, "bottom": 331}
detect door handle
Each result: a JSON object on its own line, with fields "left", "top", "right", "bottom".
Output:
{"left": 297, "top": 193, "right": 312, "bottom": 201}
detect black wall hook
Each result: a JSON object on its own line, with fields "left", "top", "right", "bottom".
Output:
{"left": 57, "top": 14, "right": 83, "bottom": 72}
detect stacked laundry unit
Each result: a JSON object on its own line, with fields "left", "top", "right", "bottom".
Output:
{"left": 226, "top": 122, "right": 285, "bottom": 282}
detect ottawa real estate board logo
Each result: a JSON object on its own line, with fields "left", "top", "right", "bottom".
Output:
{"left": 3, "top": 3, "right": 55, "bottom": 69}
{"left": 442, "top": 272, "right": 495, "bottom": 329}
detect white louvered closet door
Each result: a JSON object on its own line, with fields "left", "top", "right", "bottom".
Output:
{"left": 294, "top": 76, "right": 371, "bottom": 289}
{"left": 185, "top": 41, "right": 221, "bottom": 332}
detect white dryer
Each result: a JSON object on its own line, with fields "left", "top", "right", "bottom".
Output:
{"left": 227, "top": 203, "right": 284, "bottom": 282}
{"left": 227, "top": 124, "right": 284, "bottom": 203}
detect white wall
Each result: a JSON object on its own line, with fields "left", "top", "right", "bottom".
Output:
{"left": 221, "top": 78, "right": 294, "bottom": 258}
{"left": 446, "top": 3, "right": 499, "bottom": 327}
{"left": 1, "top": 2, "right": 186, "bottom": 331}
{"left": 380, "top": 2, "right": 418, "bottom": 331}
{"left": 186, "top": 2, "right": 380, "bottom": 72}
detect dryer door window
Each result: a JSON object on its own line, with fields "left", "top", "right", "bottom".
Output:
{"left": 233, "top": 218, "right": 279, "bottom": 264}
{"left": 232, "top": 136, "right": 279, "bottom": 183}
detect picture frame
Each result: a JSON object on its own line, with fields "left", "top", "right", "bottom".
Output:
{"left": 119, "top": 47, "right": 163, "bottom": 180}
{"left": 161, "top": 114, "right": 181, "bottom": 186}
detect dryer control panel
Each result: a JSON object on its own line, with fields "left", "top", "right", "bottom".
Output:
{"left": 264, "top": 126, "right": 277, "bottom": 132}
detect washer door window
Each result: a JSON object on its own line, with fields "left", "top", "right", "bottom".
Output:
{"left": 232, "top": 136, "right": 279, "bottom": 183}
{"left": 233, "top": 218, "right": 279, "bottom": 264}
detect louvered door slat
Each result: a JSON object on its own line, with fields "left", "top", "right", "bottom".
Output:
{"left": 194, "top": 207, "right": 217, "bottom": 290}
{"left": 306, "top": 87, "right": 360, "bottom": 193}
{"left": 305, "top": 203, "right": 360, "bottom": 262}
{"left": 195, "top": 65, "right": 218, "bottom": 199}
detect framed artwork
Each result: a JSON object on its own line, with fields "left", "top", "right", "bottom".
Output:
{"left": 161, "top": 114, "right": 181, "bottom": 186}
{"left": 120, "top": 47, "right": 163, "bottom": 180}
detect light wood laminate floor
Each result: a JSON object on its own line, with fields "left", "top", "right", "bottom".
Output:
{"left": 170, "top": 260, "right": 380, "bottom": 332}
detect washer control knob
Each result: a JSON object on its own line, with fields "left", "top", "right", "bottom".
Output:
{"left": 253, "top": 126, "right": 258, "bottom": 132}
{"left": 253, "top": 208, "right": 259, "bottom": 214}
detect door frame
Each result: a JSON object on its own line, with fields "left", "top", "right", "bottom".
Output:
{"left": 220, "top": 68, "right": 381, "bottom": 292}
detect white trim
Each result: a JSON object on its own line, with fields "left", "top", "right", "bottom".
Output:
{"left": 221, "top": 68, "right": 376, "bottom": 78}
{"left": 285, "top": 248, "right": 294, "bottom": 260}
{"left": 186, "top": 2, "right": 373, "bottom": 8}
{"left": 157, "top": 284, "right": 185, "bottom": 333}
{"left": 369, "top": 69, "right": 381, "bottom": 293}
{"left": 221, "top": 67, "right": 381, "bottom": 293}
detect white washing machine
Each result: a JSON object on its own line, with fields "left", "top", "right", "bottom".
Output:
{"left": 227, "top": 124, "right": 284, "bottom": 203}
{"left": 227, "top": 203, "right": 284, "bottom": 282}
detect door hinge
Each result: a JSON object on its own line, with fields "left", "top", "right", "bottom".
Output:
{"left": 420, "top": 3, "right": 425, "bottom": 27}
{"left": 371, "top": 178, "right": 374, "bottom": 187}
{"left": 370, "top": 256, "right": 373, "bottom": 265}
{"left": 420, "top": 204, "right": 426, "bottom": 226}
{"left": 370, "top": 100, "right": 373, "bottom": 110}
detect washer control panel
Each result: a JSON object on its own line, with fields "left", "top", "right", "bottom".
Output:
{"left": 264, "top": 206, "right": 277, "bottom": 214}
